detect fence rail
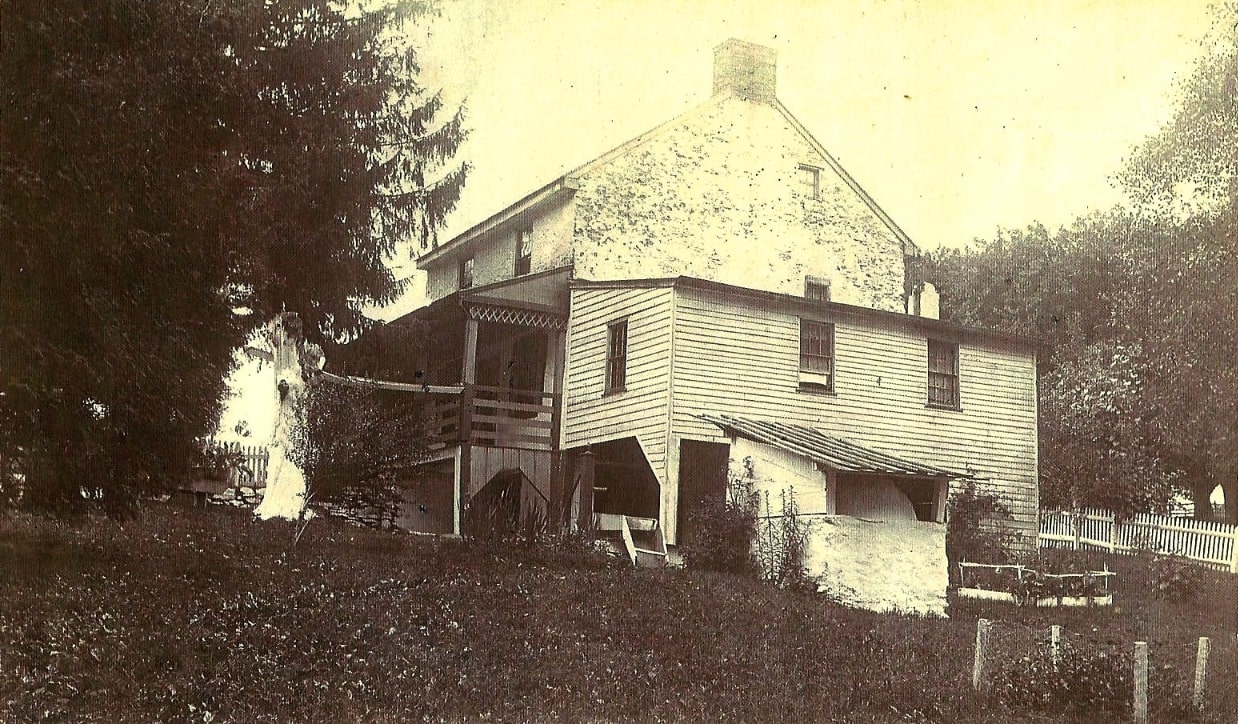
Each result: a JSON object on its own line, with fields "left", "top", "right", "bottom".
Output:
{"left": 216, "top": 442, "right": 268, "bottom": 488}
{"left": 1039, "top": 508, "right": 1237, "bottom": 572}
{"left": 428, "top": 384, "right": 560, "bottom": 452}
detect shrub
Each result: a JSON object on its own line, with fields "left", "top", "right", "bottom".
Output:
{"left": 947, "top": 480, "right": 1017, "bottom": 578}
{"left": 752, "top": 488, "right": 812, "bottom": 591}
{"left": 995, "top": 644, "right": 1131, "bottom": 714}
{"left": 680, "top": 460, "right": 757, "bottom": 574}
{"left": 1147, "top": 552, "right": 1206, "bottom": 602}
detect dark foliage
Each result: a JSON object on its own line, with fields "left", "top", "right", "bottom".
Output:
{"left": 946, "top": 480, "right": 1018, "bottom": 575}
{"left": 0, "top": 0, "right": 467, "bottom": 514}
{"left": 296, "top": 381, "right": 433, "bottom": 521}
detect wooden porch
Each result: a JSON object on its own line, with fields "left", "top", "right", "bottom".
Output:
{"left": 427, "top": 384, "right": 560, "bottom": 452}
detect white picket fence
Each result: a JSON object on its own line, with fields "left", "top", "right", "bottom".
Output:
{"left": 1040, "top": 508, "right": 1237, "bottom": 572}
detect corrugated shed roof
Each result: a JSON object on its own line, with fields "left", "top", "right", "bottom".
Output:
{"left": 698, "top": 414, "right": 965, "bottom": 478}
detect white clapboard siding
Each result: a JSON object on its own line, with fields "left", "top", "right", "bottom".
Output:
{"left": 562, "top": 286, "right": 675, "bottom": 485}
{"left": 669, "top": 285, "right": 1039, "bottom": 536}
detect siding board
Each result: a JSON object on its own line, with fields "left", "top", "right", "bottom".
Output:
{"left": 669, "top": 285, "right": 1039, "bottom": 542}
{"left": 563, "top": 287, "right": 675, "bottom": 496}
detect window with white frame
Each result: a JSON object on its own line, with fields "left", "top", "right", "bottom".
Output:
{"left": 459, "top": 256, "right": 474, "bottom": 290}
{"left": 927, "top": 339, "right": 959, "bottom": 408}
{"left": 799, "top": 319, "right": 834, "bottom": 392}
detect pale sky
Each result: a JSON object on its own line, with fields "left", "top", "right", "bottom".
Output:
{"left": 391, "top": 0, "right": 1214, "bottom": 273}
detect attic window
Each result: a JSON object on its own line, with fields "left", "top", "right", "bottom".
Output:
{"left": 798, "top": 164, "right": 821, "bottom": 199}
{"left": 459, "top": 256, "right": 474, "bottom": 290}
{"left": 805, "top": 276, "right": 831, "bottom": 302}
{"left": 515, "top": 228, "right": 533, "bottom": 276}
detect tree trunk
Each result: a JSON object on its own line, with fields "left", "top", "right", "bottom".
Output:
{"left": 254, "top": 313, "right": 319, "bottom": 522}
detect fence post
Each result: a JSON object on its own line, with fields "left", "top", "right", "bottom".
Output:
{"left": 1050, "top": 625, "right": 1062, "bottom": 667}
{"left": 1072, "top": 510, "right": 1081, "bottom": 550}
{"left": 1193, "top": 637, "right": 1210, "bottom": 708}
{"left": 1108, "top": 511, "right": 1118, "bottom": 554}
{"left": 972, "top": 618, "right": 991, "bottom": 692}
{"left": 1231, "top": 528, "right": 1238, "bottom": 573}
{"left": 1133, "top": 641, "right": 1148, "bottom": 724}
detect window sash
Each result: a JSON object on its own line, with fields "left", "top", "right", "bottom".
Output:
{"left": 798, "top": 165, "right": 821, "bottom": 199}
{"left": 799, "top": 320, "right": 834, "bottom": 388}
{"left": 927, "top": 340, "right": 958, "bottom": 406}
{"left": 459, "top": 257, "right": 474, "bottom": 289}
{"left": 515, "top": 230, "right": 532, "bottom": 276}
{"left": 605, "top": 321, "right": 627, "bottom": 393}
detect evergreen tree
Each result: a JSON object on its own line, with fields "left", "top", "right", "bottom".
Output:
{"left": 1, "top": 0, "right": 467, "bottom": 513}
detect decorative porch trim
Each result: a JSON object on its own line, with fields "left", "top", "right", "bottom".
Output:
{"left": 465, "top": 302, "right": 567, "bottom": 330}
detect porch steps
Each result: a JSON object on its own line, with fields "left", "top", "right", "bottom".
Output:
{"left": 594, "top": 513, "right": 667, "bottom": 567}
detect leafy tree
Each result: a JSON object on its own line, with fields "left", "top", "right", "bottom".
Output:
{"left": 921, "top": 4, "right": 1238, "bottom": 520}
{"left": 293, "top": 322, "right": 441, "bottom": 520}
{"left": 1, "top": 0, "right": 466, "bottom": 514}
{"left": 1118, "top": 1, "right": 1237, "bottom": 219}
{"left": 1038, "top": 341, "right": 1179, "bottom": 515}
{"left": 1117, "top": 2, "right": 1238, "bottom": 519}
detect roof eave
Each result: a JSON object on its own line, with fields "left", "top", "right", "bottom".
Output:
{"left": 775, "top": 100, "right": 921, "bottom": 257}
{"left": 416, "top": 176, "right": 581, "bottom": 269}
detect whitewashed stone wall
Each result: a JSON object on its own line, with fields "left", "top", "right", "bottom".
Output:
{"left": 572, "top": 97, "right": 907, "bottom": 311}
{"left": 733, "top": 437, "right": 948, "bottom": 617}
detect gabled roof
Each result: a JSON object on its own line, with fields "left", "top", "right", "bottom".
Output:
{"left": 699, "top": 414, "right": 965, "bottom": 478}
{"left": 418, "top": 87, "right": 920, "bottom": 269}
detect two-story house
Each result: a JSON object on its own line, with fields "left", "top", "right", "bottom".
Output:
{"left": 372, "top": 41, "right": 1038, "bottom": 591}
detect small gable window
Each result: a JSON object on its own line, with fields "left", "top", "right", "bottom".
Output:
{"left": 805, "top": 276, "right": 831, "bottom": 302}
{"left": 799, "top": 319, "right": 834, "bottom": 393}
{"left": 797, "top": 164, "right": 821, "bottom": 199}
{"left": 515, "top": 228, "right": 533, "bottom": 276}
{"left": 928, "top": 339, "right": 959, "bottom": 409}
{"left": 459, "top": 256, "right": 474, "bottom": 290}
{"left": 605, "top": 320, "right": 628, "bottom": 395}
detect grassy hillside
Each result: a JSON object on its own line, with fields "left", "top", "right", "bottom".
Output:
{"left": 1, "top": 503, "right": 1233, "bottom": 722}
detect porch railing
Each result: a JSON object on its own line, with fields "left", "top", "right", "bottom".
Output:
{"left": 429, "top": 384, "right": 560, "bottom": 452}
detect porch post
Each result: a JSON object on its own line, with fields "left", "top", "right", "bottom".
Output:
{"left": 544, "top": 329, "right": 566, "bottom": 451}
{"left": 576, "top": 449, "right": 596, "bottom": 530}
{"left": 462, "top": 317, "right": 479, "bottom": 384}
{"left": 934, "top": 476, "right": 950, "bottom": 523}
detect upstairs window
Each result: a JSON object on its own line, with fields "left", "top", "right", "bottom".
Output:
{"left": 515, "top": 228, "right": 533, "bottom": 276}
{"left": 459, "top": 256, "right": 474, "bottom": 290}
{"left": 799, "top": 319, "right": 834, "bottom": 392}
{"left": 928, "top": 339, "right": 959, "bottom": 408}
{"left": 805, "top": 276, "right": 831, "bottom": 302}
{"left": 605, "top": 320, "right": 628, "bottom": 395}
{"left": 797, "top": 164, "right": 821, "bottom": 199}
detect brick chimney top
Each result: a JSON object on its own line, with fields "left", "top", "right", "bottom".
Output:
{"left": 713, "top": 39, "right": 777, "bottom": 103}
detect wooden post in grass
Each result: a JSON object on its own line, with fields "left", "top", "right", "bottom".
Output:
{"left": 1133, "top": 641, "right": 1148, "bottom": 724}
{"left": 1193, "top": 637, "right": 1210, "bottom": 708}
{"left": 972, "top": 618, "right": 992, "bottom": 691}
{"left": 1050, "top": 625, "right": 1062, "bottom": 667}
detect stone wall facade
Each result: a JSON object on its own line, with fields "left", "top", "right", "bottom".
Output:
{"left": 571, "top": 96, "right": 907, "bottom": 312}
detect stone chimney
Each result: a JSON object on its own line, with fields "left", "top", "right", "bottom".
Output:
{"left": 713, "top": 39, "right": 776, "bottom": 103}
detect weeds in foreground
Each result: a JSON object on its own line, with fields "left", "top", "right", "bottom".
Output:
{"left": 1, "top": 503, "right": 1234, "bottom": 723}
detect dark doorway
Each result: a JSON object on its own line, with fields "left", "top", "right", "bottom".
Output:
{"left": 677, "top": 439, "right": 731, "bottom": 546}
{"left": 587, "top": 437, "right": 661, "bottom": 520}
